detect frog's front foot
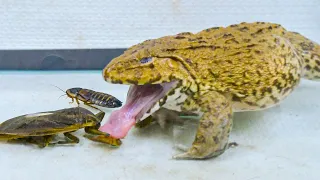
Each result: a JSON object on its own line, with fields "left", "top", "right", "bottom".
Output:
{"left": 173, "top": 146, "right": 228, "bottom": 160}
{"left": 173, "top": 91, "right": 233, "bottom": 160}
{"left": 173, "top": 142, "right": 237, "bottom": 159}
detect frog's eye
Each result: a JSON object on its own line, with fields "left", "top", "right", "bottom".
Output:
{"left": 140, "top": 57, "right": 153, "bottom": 64}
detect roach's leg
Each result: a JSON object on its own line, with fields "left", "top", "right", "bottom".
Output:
{"left": 83, "top": 134, "right": 122, "bottom": 147}
{"left": 84, "top": 126, "right": 106, "bottom": 136}
{"left": 69, "top": 98, "right": 75, "bottom": 104}
{"left": 49, "top": 132, "right": 79, "bottom": 145}
{"left": 75, "top": 98, "right": 80, "bottom": 105}
{"left": 28, "top": 136, "right": 54, "bottom": 148}
{"left": 84, "top": 126, "right": 122, "bottom": 146}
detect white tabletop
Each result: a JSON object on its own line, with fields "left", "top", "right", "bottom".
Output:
{"left": 0, "top": 71, "right": 319, "bottom": 180}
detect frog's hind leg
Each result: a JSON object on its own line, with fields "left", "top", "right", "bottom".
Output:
{"left": 284, "top": 31, "right": 320, "bottom": 80}
{"left": 173, "top": 91, "right": 233, "bottom": 160}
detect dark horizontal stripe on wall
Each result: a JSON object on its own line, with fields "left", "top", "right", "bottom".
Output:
{"left": 0, "top": 49, "right": 127, "bottom": 70}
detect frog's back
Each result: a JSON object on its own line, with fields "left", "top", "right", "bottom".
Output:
{"left": 192, "top": 22, "right": 319, "bottom": 110}
{"left": 198, "top": 22, "right": 301, "bottom": 93}
{"left": 164, "top": 24, "right": 297, "bottom": 87}
{"left": 155, "top": 22, "right": 310, "bottom": 111}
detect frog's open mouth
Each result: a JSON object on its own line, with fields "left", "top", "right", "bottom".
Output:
{"left": 99, "top": 81, "right": 177, "bottom": 138}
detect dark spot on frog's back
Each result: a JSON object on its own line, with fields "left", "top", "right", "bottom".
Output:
{"left": 243, "top": 38, "right": 251, "bottom": 43}
{"left": 258, "top": 39, "right": 267, "bottom": 43}
{"left": 230, "top": 52, "right": 242, "bottom": 56}
{"left": 195, "top": 135, "right": 206, "bottom": 144}
{"left": 223, "top": 33, "right": 234, "bottom": 38}
{"left": 205, "top": 27, "right": 221, "bottom": 32}
{"left": 300, "top": 42, "right": 315, "bottom": 51}
{"left": 260, "top": 87, "right": 269, "bottom": 95}
{"left": 247, "top": 44, "right": 256, "bottom": 48}
{"left": 256, "top": 29, "right": 264, "bottom": 34}
{"left": 213, "top": 136, "right": 219, "bottom": 144}
{"left": 315, "top": 66, "right": 320, "bottom": 72}
{"left": 175, "top": 36, "right": 186, "bottom": 39}
{"left": 111, "top": 79, "right": 123, "bottom": 84}
{"left": 273, "top": 79, "right": 283, "bottom": 90}
{"left": 270, "top": 96, "right": 280, "bottom": 103}
{"left": 177, "top": 32, "right": 192, "bottom": 36}
{"left": 238, "top": 26, "right": 249, "bottom": 32}
{"left": 266, "top": 87, "right": 272, "bottom": 93}
{"left": 200, "top": 121, "right": 214, "bottom": 129}
{"left": 305, "top": 65, "right": 311, "bottom": 70}
{"left": 188, "top": 38, "right": 197, "bottom": 42}
{"left": 198, "top": 40, "right": 207, "bottom": 43}
{"left": 131, "top": 49, "right": 138, "bottom": 54}
{"left": 252, "top": 89, "right": 257, "bottom": 96}
{"left": 126, "top": 79, "right": 138, "bottom": 84}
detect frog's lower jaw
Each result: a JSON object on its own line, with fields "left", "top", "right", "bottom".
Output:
{"left": 99, "top": 81, "right": 178, "bottom": 139}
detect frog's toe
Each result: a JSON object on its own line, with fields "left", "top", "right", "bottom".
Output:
{"left": 172, "top": 151, "right": 192, "bottom": 159}
{"left": 174, "top": 143, "right": 189, "bottom": 152}
{"left": 172, "top": 146, "right": 227, "bottom": 160}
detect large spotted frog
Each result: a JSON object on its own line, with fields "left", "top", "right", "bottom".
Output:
{"left": 99, "top": 22, "right": 320, "bottom": 159}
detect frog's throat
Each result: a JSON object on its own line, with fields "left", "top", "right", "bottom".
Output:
{"left": 99, "top": 81, "right": 178, "bottom": 139}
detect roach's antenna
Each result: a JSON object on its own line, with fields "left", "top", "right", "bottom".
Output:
{"left": 50, "top": 84, "right": 66, "bottom": 93}
{"left": 49, "top": 84, "right": 67, "bottom": 99}
{"left": 58, "top": 94, "right": 67, "bottom": 99}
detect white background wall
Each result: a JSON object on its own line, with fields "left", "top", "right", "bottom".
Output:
{"left": 0, "top": 0, "right": 319, "bottom": 49}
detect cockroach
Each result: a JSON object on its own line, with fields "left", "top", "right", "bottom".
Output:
{"left": 66, "top": 87, "right": 122, "bottom": 110}
{"left": 52, "top": 85, "right": 122, "bottom": 111}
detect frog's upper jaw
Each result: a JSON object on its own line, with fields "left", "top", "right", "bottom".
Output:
{"left": 99, "top": 81, "right": 180, "bottom": 139}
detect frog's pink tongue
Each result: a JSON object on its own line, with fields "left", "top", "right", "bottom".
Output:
{"left": 99, "top": 82, "right": 176, "bottom": 139}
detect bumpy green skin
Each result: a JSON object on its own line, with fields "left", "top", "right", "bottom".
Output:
{"left": 103, "top": 22, "right": 320, "bottom": 159}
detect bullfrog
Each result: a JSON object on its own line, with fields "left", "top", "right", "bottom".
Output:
{"left": 99, "top": 22, "right": 320, "bottom": 159}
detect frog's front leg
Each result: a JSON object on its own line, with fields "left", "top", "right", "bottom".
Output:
{"left": 173, "top": 91, "right": 233, "bottom": 160}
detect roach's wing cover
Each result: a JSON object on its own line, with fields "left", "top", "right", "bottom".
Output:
{"left": 0, "top": 107, "right": 93, "bottom": 134}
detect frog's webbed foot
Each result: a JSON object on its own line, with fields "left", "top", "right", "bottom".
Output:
{"left": 172, "top": 91, "right": 233, "bottom": 160}
{"left": 173, "top": 142, "right": 238, "bottom": 159}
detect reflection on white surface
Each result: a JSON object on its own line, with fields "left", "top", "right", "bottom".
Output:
{"left": 0, "top": 71, "right": 319, "bottom": 180}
